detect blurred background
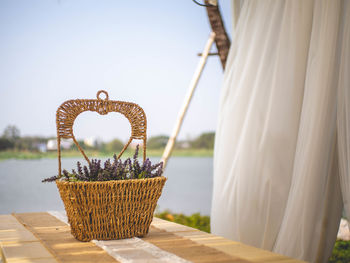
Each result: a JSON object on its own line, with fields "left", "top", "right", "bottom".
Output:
{"left": 0, "top": 0, "right": 231, "bottom": 141}
{"left": 0, "top": 0, "right": 231, "bottom": 217}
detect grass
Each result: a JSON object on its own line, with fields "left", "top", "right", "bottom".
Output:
{"left": 0, "top": 150, "right": 49, "bottom": 160}
{"left": 0, "top": 148, "right": 213, "bottom": 161}
{"left": 155, "top": 211, "right": 350, "bottom": 262}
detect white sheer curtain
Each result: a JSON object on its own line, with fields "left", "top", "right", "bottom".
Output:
{"left": 211, "top": 0, "right": 350, "bottom": 262}
{"left": 337, "top": 0, "right": 350, "bottom": 235}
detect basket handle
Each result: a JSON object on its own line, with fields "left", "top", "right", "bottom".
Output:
{"left": 56, "top": 90, "right": 147, "bottom": 175}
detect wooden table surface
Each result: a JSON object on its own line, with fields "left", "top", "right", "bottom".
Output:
{"left": 0, "top": 212, "right": 306, "bottom": 263}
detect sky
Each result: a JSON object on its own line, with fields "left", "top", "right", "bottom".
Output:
{"left": 0, "top": 0, "right": 232, "bottom": 142}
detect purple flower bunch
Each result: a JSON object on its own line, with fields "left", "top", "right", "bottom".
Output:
{"left": 42, "top": 145, "right": 163, "bottom": 182}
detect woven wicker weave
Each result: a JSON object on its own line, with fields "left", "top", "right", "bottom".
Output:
{"left": 55, "top": 90, "right": 166, "bottom": 241}
{"left": 56, "top": 90, "right": 148, "bottom": 176}
{"left": 56, "top": 178, "right": 166, "bottom": 241}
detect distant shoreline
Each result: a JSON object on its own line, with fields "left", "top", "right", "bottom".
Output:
{"left": 0, "top": 149, "right": 213, "bottom": 161}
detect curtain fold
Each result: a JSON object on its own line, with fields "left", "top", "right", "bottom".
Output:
{"left": 337, "top": 0, "right": 350, "bottom": 227}
{"left": 212, "top": 0, "right": 350, "bottom": 261}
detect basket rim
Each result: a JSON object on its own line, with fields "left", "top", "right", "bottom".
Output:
{"left": 55, "top": 175, "right": 167, "bottom": 185}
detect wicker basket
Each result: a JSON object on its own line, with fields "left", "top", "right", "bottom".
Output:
{"left": 55, "top": 90, "right": 166, "bottom": 241}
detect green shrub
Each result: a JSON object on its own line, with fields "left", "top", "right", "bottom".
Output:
{"left": 190, "top": 132, "right": 215, "bottom": 149}
{"left": 0, "top": 138, "right": 14, "bottom": 150}
{"left": 147, "top": 135, "right": 169, "bottom": 149}
{"left": 329, "top": 240, "right": 350, "bottom": 263}
{"left": 155, "top": 210, "right": 210, "bottom": 233}
{"left": 104, "top": 138, "right": 124, "bottom": 152}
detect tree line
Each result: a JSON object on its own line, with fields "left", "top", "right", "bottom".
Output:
{"left": 0, "top": 125, "right": 215, "bottom": 152}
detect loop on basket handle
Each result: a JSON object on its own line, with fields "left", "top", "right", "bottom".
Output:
{"left": 56, "top": 90, "right": 147, "bottom": 176}
{"left": 97, "top": 90, "right": 109, "bottom": 101}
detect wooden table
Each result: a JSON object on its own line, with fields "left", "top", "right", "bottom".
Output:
{"left": 0, "top": 212, "right": 305, "bottom": 263}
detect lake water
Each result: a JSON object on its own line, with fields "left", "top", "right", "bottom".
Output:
{"left": 0, "top": 157, "right": 213, "bottom": 216}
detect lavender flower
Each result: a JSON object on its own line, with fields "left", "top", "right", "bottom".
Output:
{"left": 42, "top": 175, "right": 59, "bottom": 183}
{"left": 42, "top": 145, "right": 164, "bottom": 182}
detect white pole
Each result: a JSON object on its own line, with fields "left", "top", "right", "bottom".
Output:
{"left": 161, "top": 32, "right": 216, "bottom": 169}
